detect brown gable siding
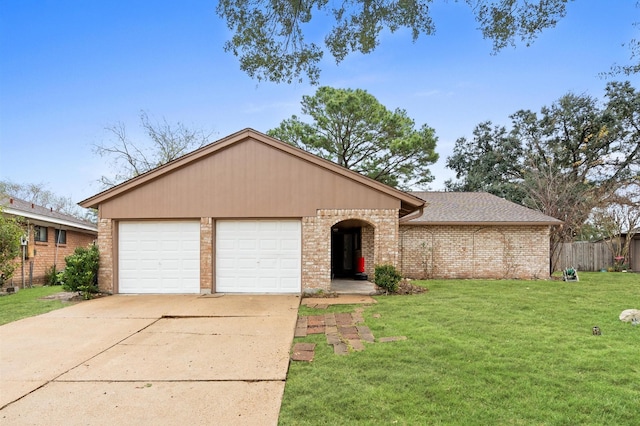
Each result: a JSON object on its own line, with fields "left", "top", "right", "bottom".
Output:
{"left": 98, "top": 137, "right": 403, "bottom": 219}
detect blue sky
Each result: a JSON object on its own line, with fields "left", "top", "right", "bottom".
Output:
{"left": 1, "top": 1, "right": 639, "bottom": 203}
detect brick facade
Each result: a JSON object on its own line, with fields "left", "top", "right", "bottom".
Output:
{"left": 200, "top": 218, "right": 213, "bottom": 293}
{"left": 9, "top": 225, "right": 96, "bottom": 287}
{"left": 361, "top": 224, "right": 375, "bottom": 278}
{"left": 399, "top": 224, "right": 551, "bottom": 280}
{"left": 302, "top": 209, "right": 399, "bottom": 292}
{"left": 96, "top": 218, "right": 114, "bottom": 293}
{"left": 94, "top": 214, "right": 552, "bottom": 295}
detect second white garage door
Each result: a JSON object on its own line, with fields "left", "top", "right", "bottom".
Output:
{"left": 216, "top": 220, "right": 301, "bottom": 293}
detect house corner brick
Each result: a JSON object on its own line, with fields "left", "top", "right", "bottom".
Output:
{"left": 97, "top": 218, "right": 114, "bottom": 293}
{"left": 200, "top": 218, "right": 213, "bottom": 293}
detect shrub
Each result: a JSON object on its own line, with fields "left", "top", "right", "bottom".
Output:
{"left": 374, "top": 264, "right": 402, "bottom": 294}
{"left": 44, "top": 265, "right": 62, "bottom": 286}
{"left": 0, "top": 209, "right": 24, "bottom": 286}
{"left": 62, "top": 244, "right": 99, "bottom": 299}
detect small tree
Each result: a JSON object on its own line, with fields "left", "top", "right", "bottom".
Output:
{"left": 0, "top": 207, "right": 24, "bottom": 286}
{"left": 94, "top": 111, "right": 215, "bottom": 188}
{"left": 62, "top": 245, "right": 99, "bottom": 299}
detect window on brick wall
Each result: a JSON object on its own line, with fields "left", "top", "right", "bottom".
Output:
{"left": 34, "top": 226, "right": 48, "bottom": 242}
{"left": 55, "top": 229, "right": 67, "bottom": 244}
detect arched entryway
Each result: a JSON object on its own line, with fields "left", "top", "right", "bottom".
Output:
{"left": 330, "top": 219, "right": 376, "bottom": 293}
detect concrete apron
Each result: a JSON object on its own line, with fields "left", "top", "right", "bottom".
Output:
{"left": 0, "top": 294, "right": 300, "bottom": 425}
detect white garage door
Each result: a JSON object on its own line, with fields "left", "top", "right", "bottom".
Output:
{"left": 119, "top": 221, "right": 200, "bottom": 293}
{"left": 216, "top": 220, "right": 301, "bottom": 293}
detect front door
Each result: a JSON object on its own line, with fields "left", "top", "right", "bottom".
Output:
{"left": 331, "top": 228, "right": 361, "bottom": 278}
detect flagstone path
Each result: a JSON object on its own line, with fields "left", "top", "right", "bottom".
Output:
{"left": 291, "top": 307, "right": 406, "bottom": 361}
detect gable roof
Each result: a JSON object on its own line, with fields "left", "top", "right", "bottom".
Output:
{"left": 1, "top": 196, "right": 98, "bottom": 233}
{"left": 406, "top": 192, "right": 562, "bottom": 226}
{"left": 80, "top": 128, "right": 425, "bottom": 216}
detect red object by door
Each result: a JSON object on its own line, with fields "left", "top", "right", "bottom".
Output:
{"left": 357, "top": 257, "right": 365, "bottom": 273}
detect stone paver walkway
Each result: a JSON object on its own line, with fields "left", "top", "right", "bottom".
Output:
{"left": 291, "top": 296, "right": 406, "bottom": 362}
{"left": 292, "top": 308, "right": 383, "bottom": 358}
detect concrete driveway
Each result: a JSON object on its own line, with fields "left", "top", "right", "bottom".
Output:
{"left": 0, "top": 294, "right": 300, "bottom": 425}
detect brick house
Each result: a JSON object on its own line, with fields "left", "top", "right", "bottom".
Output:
{"left": 1, "top": 197, "right": 98, "bottom": 287}
{"left": 79, "top": 129, "right": 560, "bottom": 295}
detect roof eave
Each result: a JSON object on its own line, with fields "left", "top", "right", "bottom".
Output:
{"left": 3, "top": 207, "right": 98, "bottom": 233}
{"left": 402, "top": 220, "right": 563, "bottom": 226}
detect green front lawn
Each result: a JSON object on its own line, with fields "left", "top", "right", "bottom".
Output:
{"left": 0, "top": 286, "right": 69, "bottom": 325}
{"left": 280, "top": 273, "right": 640, "bottom": 425}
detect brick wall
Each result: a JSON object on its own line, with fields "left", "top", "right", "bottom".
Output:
{"left": 399, "top": 224, "right": 551, "bottom": 280}
{"left": 302, "top": 209, "right": 399, "bottom": 292}
{"left": 200, "top": 218, "right": 213, "bottom": 293}
{"left": 8, "top": 225, "right": 96, "bottom": 287}
{"left": 361, "top": 224, "right": 374, "bottom": 278}
{"left": 96, "top": 219, "right": 114, "bottom": 293}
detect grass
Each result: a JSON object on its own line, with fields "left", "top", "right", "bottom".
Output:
{"left": 279, "top": 273, "right": 640, "bottom": 425}
{"left": 0, "top": 285, "right": 70, "bottom": 325}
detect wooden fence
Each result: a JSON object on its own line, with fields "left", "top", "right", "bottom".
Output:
{"left": 554, "top": 241, "right": 614, "bottom": 272}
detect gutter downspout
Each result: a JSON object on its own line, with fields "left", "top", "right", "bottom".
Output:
{"left": 399, "top": 205, "right": 424, "bottom": 224}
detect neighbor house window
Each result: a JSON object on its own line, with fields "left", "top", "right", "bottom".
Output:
{"left": 55, "top": 229, "right": 67, "bottom": 244}
{"left": 34, "top": 226, "right": 48, "bottom": 242}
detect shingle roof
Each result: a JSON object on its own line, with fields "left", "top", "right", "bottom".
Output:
{"left": 407, "top": 192, "right": 562, "bottom": 225}
{"left": 0, "top": 196, "right": 97, "bottom": 232}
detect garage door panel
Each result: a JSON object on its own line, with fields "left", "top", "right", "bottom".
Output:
{"left": 259, "top": 240, "right": 277, "bottom": 250}
{"left": 216, "top": 220, "right": 301, "bottom": 293}
{"left": 181, "top": 238, "right": 200, "bottom": 249}
{"left": 119, "top": 221, "right": 200, "bottom": 294}
{"left": 217, "top": 242, "right": 236, "bottom": 251}
{"left": 280, "top": 276, "right": 298, "bottom": 286}
{"left": 281, "top": 239, "right": 299, "bottom": 249}
{"left": 236, "top": 259, "right": 254, "bottom": 269}
{"left": 238, "top": 239, "right": 257, "bottom": 249}
{"left": 280, "top": 258, "right": 299, "bottom": 268}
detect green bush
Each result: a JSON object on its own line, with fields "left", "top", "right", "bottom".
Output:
{"left": 374, "top": 264, "right": 402, "bottom": 294}
{"left": 0, "top": 209, "right": 24, "bottom": 286}
{"left": 62, "top": 244, "right": 99, "bottom": 299}
{"left": 44, "top": 265, "right": 62, "bottom": 286}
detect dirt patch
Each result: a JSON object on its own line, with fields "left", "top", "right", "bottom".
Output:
{"left": 39, "top": 291, "right": 110, "bottom": 302}
{"left": 375, "top": 279, "right": 428, "bottom": 295}
{"left": 302, "top": 290, "right": 338, "bottom": 298}
{"left": 393, "top": 280, "right": 428, "bottom": 295}
{"left": 302, "top": 294, "right": 376, "bottom": 307}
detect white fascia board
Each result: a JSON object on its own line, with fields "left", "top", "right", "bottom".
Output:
{"left": 3, "top": 207, "right": 98, "bottom": 233}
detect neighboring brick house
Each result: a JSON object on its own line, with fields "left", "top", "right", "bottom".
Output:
{"left": 79, "top": 129, "right": 561, "bottom": 296}
{"left": 400, "top": 192, "right": 562, "bottom": 280}
{"left": 1, "top": 197, "right": 98, "bottom": 287}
